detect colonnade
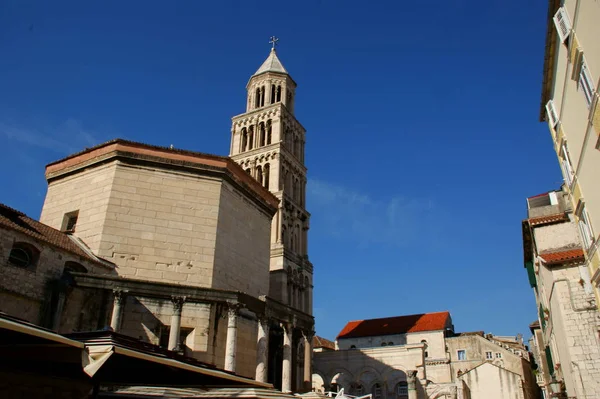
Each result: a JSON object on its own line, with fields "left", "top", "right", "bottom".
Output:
{"left": 109, "top": 289, "right": 313, "bottom": 393}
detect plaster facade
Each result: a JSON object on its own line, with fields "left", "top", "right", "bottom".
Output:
{"left": 539, "top": 0, "right": 600, "bottom": 304}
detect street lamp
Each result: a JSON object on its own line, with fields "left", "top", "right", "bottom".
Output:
{"left": 548, "top": 378, "right": 565, "bottom": 398}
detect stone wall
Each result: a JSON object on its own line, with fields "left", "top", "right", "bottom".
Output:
{"left": 213, "top": 180, "right": 271, "bottom": 297}
{"left": 314, "top": 344, "right": 428, "bottom": 393}
{"left": 457, "top": 362, "right": 524, "bottom": 399}
{"left": 446, "top": 335, "right": 528, "bottom": 380}
{"left": 0, "top": 225, "right": 109, "bottom": 326}
{"left": 40, "top": 161, "right": 273, "bottom": 297}
{"left": 338, "top": 330, "right": 446, "bottom": 360}
{"left": 538, "top": 264, "right": 600, "bottom": 399}
{"left": 40, "top": 163, "right": 116, "bottom": 254}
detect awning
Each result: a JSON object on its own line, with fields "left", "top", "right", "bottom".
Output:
{"left": 0, "top": 313, "right": 271, "bottom": 390}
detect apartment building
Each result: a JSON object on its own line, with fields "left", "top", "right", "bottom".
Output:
{"left": 540, "top": 1, "right": 600, "bottom": 297}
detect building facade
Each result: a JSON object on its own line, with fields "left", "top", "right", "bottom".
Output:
{"left": 522, "top": 188, "right": 600, "bottom": 398}
{"left": 313, "top": 312, "right": 536, "bottom": 399}
{"left": 0, "top": 47, "right": 315, "bottom": 394}
{"left": 540, "top": 0, "right": 600, "bottom": 302}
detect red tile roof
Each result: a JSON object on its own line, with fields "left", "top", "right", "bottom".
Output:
{"left": 528, "top": 213, "right": 568, "bottom": 226}
{"left": 312, "top": 335, "right": 335, "bottom": 350}
{"left": 540, "top": 248, "right": 585, "bottom": 265}
{"left": 0, "top": 203, "right": 108, "bottom": 266}
{"left": 337, "top": 311, "right": 451, "bottom": 339}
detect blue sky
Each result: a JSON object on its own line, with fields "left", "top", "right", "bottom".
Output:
{"left": 0, "top": 0, "right": 561, "bottom": 340}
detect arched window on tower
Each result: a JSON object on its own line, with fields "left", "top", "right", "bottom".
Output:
{"left": 256, "top": 165, "right": 263, "bottom": 186}
{"left": 266, "top": 120, "right": 272, "bottom": 145}
{"left": 259, "top": 123, "right": 265, "bottom": 147}
{"left": 294, "top": 136, "right": 300, "bottom": 158}
{"left": 276, "top": 85, "right": 282, "bottom": 102}
{"left": 260, "top": 86, "right": 265, "bottom": 107}
{"left": 304, "top": 276, "right": 310, "bottom": 310}
{"left": 291, "top": 178, "right": 296, "bottom": 201}
{"left": 248, "top": 126, "right": 254, "bottom": 150}
{"left": 263, "top": 164, "right": 270, "bottom": 189}
{"left": 270, "top": 85, "right": 275, "bottom": 104}
{"left": 255, "top": 88, "right": 260, "bottom": 109}
{"left": 245, "top": 168, "right": 251, "bottom": 175}
{"left": 281, "top": 225, "right": 286, "bottom": 248}
{"left": 241, "top": 128, "right": 248, "bottom": 152}
{"left": 294, "top": 178, "right": 299, "bottom": 202}
{"left": 291, "top": 232, "right": 296, "bottom": 252}
{"left": 290, "top": 133, "right": 295, "bottom": 155}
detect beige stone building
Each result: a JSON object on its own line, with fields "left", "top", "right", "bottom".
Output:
{"left": 312, "top": 312, "right": 536, "bottom": 399}
{"left": 540, "top": 0, "right": 600, "bottom": 301}
{"left": 522, "top": 187, "right": 600, "bottom": 398}
{"left": 0, "top": 46, "right": 315, "bottom": 394}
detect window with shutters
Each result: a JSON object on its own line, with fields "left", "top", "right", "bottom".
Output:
{"left": 559, "top": 142, "right": 575, "bottom": 186}
{"left": 553, "top": 7, "right": 572, "bottom": 43}
{"left": 545, "top": 100, "right": 559, "bottom": 128}
{"left": 576, "top": 202, "right": 594, "bottom": 250}
{"left": 578, "top": 59, "right": 595, "bottom": 108}
{"left": 396, "top": 382, "right": 408, "bottom": 399}
{"left": 486, "top": 351, "right": 493, "bottom": 360}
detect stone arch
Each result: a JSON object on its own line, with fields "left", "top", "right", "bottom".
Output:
{"left": 382, "top": 368, "right": 408, "bottom": 389}
{"left": 312, "top": 371, "right": 327, "bottom": 393}
{"left": 428, "top": 385, "right": 456, "bottom": 399}
{"left": 328, "top": 368, "right": 354, "bottom": 393}
{"left": 356, "top": 366, "right": 383, "bottom": 390}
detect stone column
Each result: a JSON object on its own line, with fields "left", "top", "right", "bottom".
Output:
{"left": 224, "top": 305, "right": 240, "bottom": 372}
{"left": 282, "top": 323, "right": 293, "bottom": 393}
{"left": 303, "top": 331, "right": 313, "bottom": 392}
{"left": 110, "top": 289, "right": 127, "bottom": 332}
{"left": 407, "top": 370, "right": 418, "bottom": 399}
{"left": 168, "top": 296, "right": 185, "bottom": 351}
{"left": 255, "top": 316, "right": 270, "bottom": 382}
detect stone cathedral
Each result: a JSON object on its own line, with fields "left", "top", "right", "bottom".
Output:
{"left": 0, "top": 45, "right": 314, "bottom": 394}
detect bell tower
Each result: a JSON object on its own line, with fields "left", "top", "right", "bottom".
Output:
{"left": 230, "top": 39, "right": 312, "bottom": 315}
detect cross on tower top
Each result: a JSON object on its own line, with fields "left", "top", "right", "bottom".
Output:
{"left": 269, "top": 36, "right": 279, "bottom": 49}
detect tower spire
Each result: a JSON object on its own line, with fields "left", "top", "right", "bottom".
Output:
{"left": 269, "top": 36, "right": 279, "bottom": 50}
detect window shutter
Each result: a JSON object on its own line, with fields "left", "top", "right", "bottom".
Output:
{"left": 553, "top": 7, "right": 572, "bottom": 43}
{"left": 579, "top": 61, "right": 595, "bottom": 107}
{"left": 545, "top": 100, "right": 559, "bottom": 127}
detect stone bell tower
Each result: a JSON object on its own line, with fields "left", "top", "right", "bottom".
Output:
{"left": 230, "top": 40, "right": 312, "bottom": 315}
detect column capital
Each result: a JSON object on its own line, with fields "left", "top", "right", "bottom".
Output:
{"left": 225, "top": 303, "right": 243, "bottom": 318}
{"left": 302, "top": 329, "right": 315, "bottom": 341}
{"left": 113, "top": 289, "right": 128, "bottom": 304}
{"left": 171, "top": 296, "right": 186, "bottom": 312}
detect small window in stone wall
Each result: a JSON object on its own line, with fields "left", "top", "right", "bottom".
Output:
{"left": 485, "top": 351, "right": 493, "bottom": 360}
{"left": 7, "top": 242, "right": 39, "bottom": 270}
{"left": 61, "top": 210, "right": 79, "bottom": 233}
{"left": 396, "top": 382, "right": 408, "bottom": 399}
{"left": 457, "top": 349, "right": 466, "bottom": 360}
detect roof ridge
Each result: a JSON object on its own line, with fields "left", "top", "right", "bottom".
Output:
{"left": 0, "top": 203, "right": 26, "bottom": 217}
